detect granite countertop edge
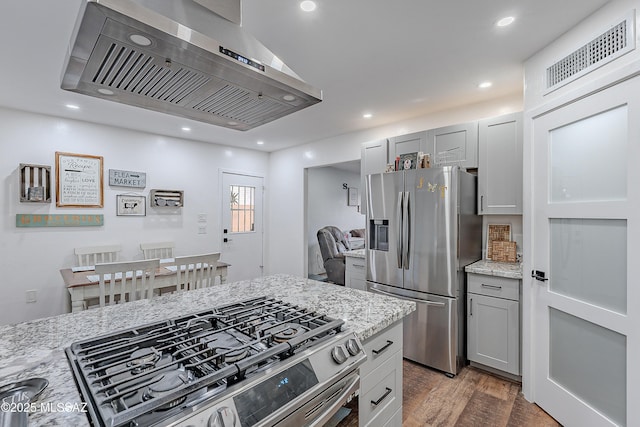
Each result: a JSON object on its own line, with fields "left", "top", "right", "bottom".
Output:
{"left": 465, "top": 259, "right": 523, "bottom": 279}
{"left": 0, "top": 274, "right": 415, "bottom": 426}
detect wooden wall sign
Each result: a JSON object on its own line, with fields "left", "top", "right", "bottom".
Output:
{"left": 56, "top": 152, "right": 104, "bottom": 208}
{"left": 109, "top": 169, "right": 146, "bottom": 188}
{"left": 16, "top": 214, "right": 104, "bottom": 227}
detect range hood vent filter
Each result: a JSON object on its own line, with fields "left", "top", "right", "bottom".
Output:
{"left": 92, "top": 41, "right": 211, "bottom": 104}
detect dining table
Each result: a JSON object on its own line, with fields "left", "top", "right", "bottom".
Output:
{"left": 60, "top": 259, "right": 229, "bottom": 312}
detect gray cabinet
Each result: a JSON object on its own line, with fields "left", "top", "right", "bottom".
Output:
{"left": 345, "top": 255, "right": 366, "bottom": 291}
{"left": 387, "top": 131, "right": 427, "bottom": 161}
{"left": 478, "top": 112, "right": 523, "bottom": 215}
{"left": 361, "top": 139, "right": 389, "bottom": 216}
{"left": 359, "top": 321, "right": 403, "bottom": 427}
{"left": 427, "top": 122, "right": 478, "bottom": 168}
{"left": 467, "top": 273, "right": 520, "bottom": 376}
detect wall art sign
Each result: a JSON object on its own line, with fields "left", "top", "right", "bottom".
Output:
{"left": 56, "top": 152, "right": 104, "bottom": 208}
{"left": 16, "top": 214, "right": 104, "bottom": 227}
{"left": 109, "top": 169, "right": 147, "bottom": 188}
{"left": 116, "top": 195, "right": 146, "bottom": 216}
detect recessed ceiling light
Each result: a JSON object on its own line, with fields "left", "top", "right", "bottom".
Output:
{"left": 181, "top": 127, "right": 191, "bottom": 132}
{"left": 98, "top": 88, "right": 114, "bottom": 95}
{"left": 300, "top": 1, "right": 316, "bottom": 12}
{"left": 363, "top": 113, "right": 373, "bottom": 119}
{"left": 257, "top": 140, "right": 265, "bottom": 145}
{"left": 129, "top": 34, "right": 152, "bottom": 46}
{"left": 65, "top": 104, "right": 80, "bottom": 110}
{"left": 283, "top": 94, "right": 296, "bottom": 102}
{"left": 478, "top": 81, "right": 493, "bottom": 89}
{"left": 496, "top": 16, "right": 515, "bottom": 27}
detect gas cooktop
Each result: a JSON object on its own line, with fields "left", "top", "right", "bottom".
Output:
{"left": 66, "top": 296, "right": 365, "bottom": 427}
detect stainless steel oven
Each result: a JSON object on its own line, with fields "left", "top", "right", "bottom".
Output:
{"left": 66, "top": 296, "right": 365, "bottom": 426}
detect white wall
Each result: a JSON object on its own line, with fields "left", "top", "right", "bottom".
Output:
{"left": 267, "top": 93, "right": 523, "bottom": 277}
{"left": 0, "top": 107, "right": 268, "bottom": 325}
{"left": 307, "top": 166, "right": 364, "bottom": 275}
{"left": 524, "top": 0, "right": 640, "bottom": 110}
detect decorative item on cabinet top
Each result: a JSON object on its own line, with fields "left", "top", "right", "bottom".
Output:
{"left": 19, "top": 163, "right": 51, "bottom": 203}
{"left": 150, "top": 189, "right": 184, "bottom": 207}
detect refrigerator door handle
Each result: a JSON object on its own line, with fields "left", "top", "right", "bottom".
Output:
{"left": 369, "top": 286, "right": 446, "bottom": 306}
{"left": 403, "top": 191, "right": 411, "bottom": 270}
{"left": 396, "top": 191, "right": 404, "bottom": 269}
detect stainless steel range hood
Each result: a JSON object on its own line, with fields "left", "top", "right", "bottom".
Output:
{"left": 61, "top": 0, "right": 322, "bottom": 131}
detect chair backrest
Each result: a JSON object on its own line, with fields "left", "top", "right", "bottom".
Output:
{"left": 174, "top": 253, "right": 221, "bottom": 291}
{"left": 317, "top": 226, "right": 350, "bottom": 261}
{"left": 140, "top": 241, "right": 175, "bottom": 260}
{"left": 75, "top": 245, "right": 122, "bottom": 266}
{"left": 94, "top": 258, "right": 160, "bottom": 307}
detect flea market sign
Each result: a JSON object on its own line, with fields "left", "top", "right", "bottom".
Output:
{"left": 108, "top": 169, "right": 146, "bottom": 188}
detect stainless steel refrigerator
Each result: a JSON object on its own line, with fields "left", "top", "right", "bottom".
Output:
{"left": 366, "top": 166, "right": 481, "bottom": 376}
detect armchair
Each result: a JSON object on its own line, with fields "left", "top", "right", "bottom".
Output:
{"left": 316, "top": 226, "right": 351, "bottom": 285}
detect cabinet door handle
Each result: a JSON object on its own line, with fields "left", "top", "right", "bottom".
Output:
{"left": 481, "top": 284, "right": 502, "bottom": 290}
{"left": 469, "top": 298, "right": 473, "bottom": 316}
{"left": 480, "top": 195, "right": 484, "bottom": 212}
{"left": 353, "top": 264, "right": 365, "bottom": 269}
{"left": 371, "top": 387, "right": 392, "bottom": 406}
{"left": 372, "top": 340, "right": 393, "bottom": 355}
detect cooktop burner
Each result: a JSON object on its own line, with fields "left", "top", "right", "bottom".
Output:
{"left": 66, "top": 296, "right": 346, "bottom": 427}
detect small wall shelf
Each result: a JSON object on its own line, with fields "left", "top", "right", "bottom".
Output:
{"left": 19, "top": 163, "right": 51, "bottom": 203}
{"left": 150, "top": 189, "right": 184, "bottom": 207}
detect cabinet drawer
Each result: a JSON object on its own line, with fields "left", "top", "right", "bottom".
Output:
{"left": 346, "top": 257, "right": 366, "bottom": 280}
{"left": 361, "top": 351, "right": 402, "bottom": 426}
{"left": 360, "top": 322, "right": 403, "bottom": 378}
{"left": 468, "top": 273, "right": 519, "bottom": 301}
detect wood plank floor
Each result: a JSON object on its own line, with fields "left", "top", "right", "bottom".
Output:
{"left": 337, "top": 360, "right": 561, "bottom": 426}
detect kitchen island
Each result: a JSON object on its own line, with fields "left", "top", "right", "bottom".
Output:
{"left": 0, "top": 274, "right": 415, "bottom": 426}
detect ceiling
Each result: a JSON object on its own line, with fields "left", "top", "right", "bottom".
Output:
{"left": 0, "top": 0, "right": 611, "bottom": 152}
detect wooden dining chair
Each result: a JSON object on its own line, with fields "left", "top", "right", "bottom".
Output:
{"left": 140, "top": 242, "right": 175, "bottom": 260}
{"left": 74, "top": 245, "right": 121, "bottom": 267}
{"left": 174, "top": 253, "right": 220, "bottom": 291}
{"left": 94, "top": 258, "right": 160, "bottom": 307}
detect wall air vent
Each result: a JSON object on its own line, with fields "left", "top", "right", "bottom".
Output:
{"left": 545, "top": 11, "right": 635, "bottom": 94}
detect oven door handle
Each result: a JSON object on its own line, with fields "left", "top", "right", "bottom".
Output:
{"left": 307, "top": 373, "right": 360, "bottom": 427}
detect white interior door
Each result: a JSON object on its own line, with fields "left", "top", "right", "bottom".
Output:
{"left": 221, "top": 172, "right": 264, "bottom": 282}
{"left": 531, "top": 76, "right": 640, "bottom": 426}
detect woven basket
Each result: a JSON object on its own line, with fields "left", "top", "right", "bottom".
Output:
{"left": 491, "top": 241, "right": 517, "bottom": 263}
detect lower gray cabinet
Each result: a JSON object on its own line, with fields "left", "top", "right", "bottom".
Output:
{"left": 359, "top": 321, "right": 403, "bottom": 427}
{"left": 345, "top": 255, "right": 366, "bottom": 291}
{"left": 467, "top": 273, "right": 520, "bottom": 376}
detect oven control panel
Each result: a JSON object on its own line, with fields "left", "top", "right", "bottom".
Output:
{"left": 170, "top": 332, "right": 366, "bottom": 427}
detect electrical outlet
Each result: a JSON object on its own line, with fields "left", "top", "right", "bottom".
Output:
{"left": 198, "top": 213, "right": 207, "bottom": 223}
{"left": 26, "top": 290, "right": 37, "bottom": 303}
{"left": 198, "top": 226, "right": 207, "bottom": 234}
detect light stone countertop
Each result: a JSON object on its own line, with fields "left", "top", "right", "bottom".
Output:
{"left": 0, "top": 274, "right": 415, "bottom": 426}
{"left": 344, "top": 249, "right": 366, "bottom": 258}
{"left": 465, "top": 259, "right": 523, "bottom": 279}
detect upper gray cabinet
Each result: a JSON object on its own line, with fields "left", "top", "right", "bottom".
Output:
{"left": 387, "top": 131, "right": 428, "bottom": 160}
{"left": 477, "top": 112, "right": 523, "bottom": 215}
{"left": 426, "top": 122, "right": 478, "bottom": 168}
{"left": 361, "top": 138, "right": 389, "bottom": 216}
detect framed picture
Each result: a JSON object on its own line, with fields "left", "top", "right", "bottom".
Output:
{"left": 116, "top": 195, "right": 146, "bottom": 216}
{"left": 399, "top": 152, "right": 418, "bottom": 170}
{"left": 56, "top": 152, "right": 104, "bottom": 208}
{"left": 348, "top": 187, "right": 359, "bottom": 206}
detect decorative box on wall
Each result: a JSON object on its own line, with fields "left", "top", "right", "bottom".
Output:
{"left": 19, "top": 163, "right": 51, "bottom": 203}
{"left": 150, "top": 189, "right": 184, "bottom": 207}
